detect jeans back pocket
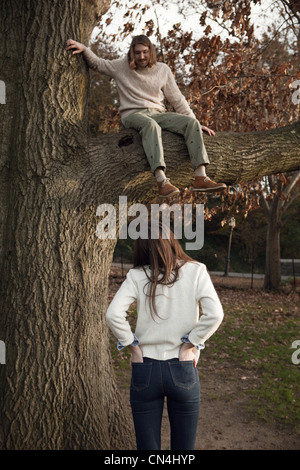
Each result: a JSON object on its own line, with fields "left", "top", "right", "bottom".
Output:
{"left": 168, "top": 361, "right": 197, "bottom": 390}
{"left": 131, "top": 362, "right": 152, "bottom": 392}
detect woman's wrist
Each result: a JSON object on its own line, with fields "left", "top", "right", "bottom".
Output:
{"left": 129, "top": 344, "right": 140, "bottom": 352}
{"left": 180, "top": 342, "right": 196, "bottom": 353}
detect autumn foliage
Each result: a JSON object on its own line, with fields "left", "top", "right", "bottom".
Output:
{"left": 89, "top": 0, "right": 299, "bottom": 134}
{"left": 88, "top": 0, "right": 300, "bottom": 290}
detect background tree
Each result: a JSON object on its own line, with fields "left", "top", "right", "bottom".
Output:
{"left": 260, "top": 171, "right": 300, "bottom": 290}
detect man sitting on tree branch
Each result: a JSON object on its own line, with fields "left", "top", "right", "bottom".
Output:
{"left": 66, "top": 35, "right": 226, "bottom": 198}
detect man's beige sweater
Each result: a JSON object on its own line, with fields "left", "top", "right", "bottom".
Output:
{"left": 83, "top": 48, "right": 196, "bottom": 119}
{"left": 106, "top": 262, "right": 224, "bottom": 361}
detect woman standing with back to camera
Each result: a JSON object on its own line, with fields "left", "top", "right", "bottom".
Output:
{"left": 106, "top": 222, "right": 224, "bottom": 450}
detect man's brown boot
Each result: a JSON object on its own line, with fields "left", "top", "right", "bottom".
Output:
{"left": 192, "top": 176, "right": 227, "bottom": 193}
{"left": 157, "top": 178, "right": 180, "bottom": 198}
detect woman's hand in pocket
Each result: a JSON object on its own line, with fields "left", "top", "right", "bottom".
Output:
{"left": 179, "top": 342, "right": 197, "bottom": 368}
{"left": 129, "top": 345, "right": 143, "bottom": 364}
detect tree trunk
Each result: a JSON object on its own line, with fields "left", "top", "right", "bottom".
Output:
{"left": 0, "top": 0, "right": 133, "bottom": 450}
{"left": 260, "top": 172, "right": 300, "bottom": 291}
{"left": 264, "top": 208, "right": 281, "bottom": 291}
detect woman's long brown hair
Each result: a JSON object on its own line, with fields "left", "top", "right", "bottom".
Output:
{"left": 132, "top": 221, "right": 195, "bottom": 319}
{"left": 127, "top": 35, "right": 157, "bottom": 69}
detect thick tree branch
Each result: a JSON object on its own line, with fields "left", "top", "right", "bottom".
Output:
{"left": 76, "top": 120, "right": 300, "bottom": 205}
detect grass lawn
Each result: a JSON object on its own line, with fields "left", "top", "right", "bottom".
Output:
{"left": 199, "top": 283, "right": 300, "bottom": 432}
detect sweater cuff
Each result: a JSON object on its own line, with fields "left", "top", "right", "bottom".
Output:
{"left": 82, "top": 48, "right": 98, "bottom": 69}
{"left": 181, "top": 334, "right": 205, "bottom": 351}
{"left": 117, "top": 333, "right": 139, "bottom": 351}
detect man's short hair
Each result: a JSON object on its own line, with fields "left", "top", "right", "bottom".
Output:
{"left": 127, "top": 35, "right": 157, "bottom": 69}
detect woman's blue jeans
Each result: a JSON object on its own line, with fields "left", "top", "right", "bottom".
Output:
{"left": 130, "top": 357, "right": 200, "bottom": 450}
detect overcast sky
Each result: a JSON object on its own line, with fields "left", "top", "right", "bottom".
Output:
{"left": 91, "top": 0, "right": 284, "bottom": 53}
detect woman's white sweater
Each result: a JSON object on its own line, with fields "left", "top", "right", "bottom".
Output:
{"left": 106, "top": 262, "right": 224, "bottom": 361}
{"left": 83, "top": 48, "right": 196, "bottom": 119}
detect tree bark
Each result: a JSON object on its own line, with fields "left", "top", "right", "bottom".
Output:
{"left": 263, "top": 200, "right": 282, "bottom": 291}
{"left": 0, "top": 0, "right": 133, "bottom": 450}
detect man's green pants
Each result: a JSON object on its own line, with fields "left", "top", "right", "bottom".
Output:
{"left": 121, "top": 108, "right": 210, "bottom": 174}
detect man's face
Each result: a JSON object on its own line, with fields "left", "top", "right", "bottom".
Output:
{"left": 134, "top": 44, "right": 150, "bottom": 69}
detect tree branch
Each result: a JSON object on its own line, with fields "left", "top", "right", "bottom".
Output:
{"left": 281, "top": 190, "right": 300, "bottom": 219}
{"left": 260, "top": 193, "right": 270, "bottom": 218}
{"left": 74, "top": 120, "right": 300, "bottom": 206}
{"left": 283, "top": 170, "right": 300, "bottom": 198}
{"left": 279, "top": 170, "right": 300, "bottom": 211}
